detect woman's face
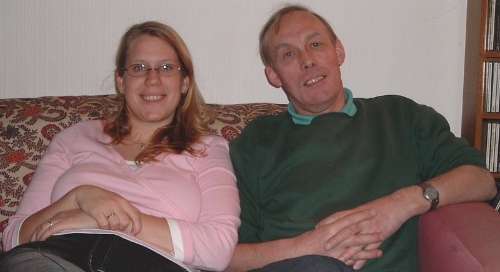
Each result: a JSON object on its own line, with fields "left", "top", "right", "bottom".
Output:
{"left": 116, "top": 34, "right": 189, "bottom": 128}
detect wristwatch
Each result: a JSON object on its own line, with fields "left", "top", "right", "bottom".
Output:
{"left": 417, "top": 182, "right": 439, "bottom": 211}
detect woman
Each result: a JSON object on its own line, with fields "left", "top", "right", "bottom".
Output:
{"left": 0, "top": 21, "right": 240, "bottom": 272}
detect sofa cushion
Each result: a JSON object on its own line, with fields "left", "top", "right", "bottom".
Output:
{"left": 419, "top": 202, "right": 500, "bottom": 272}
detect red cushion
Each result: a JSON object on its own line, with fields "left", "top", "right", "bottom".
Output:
{"left": 419, "top": 202, "right": 500, "bottom": 272}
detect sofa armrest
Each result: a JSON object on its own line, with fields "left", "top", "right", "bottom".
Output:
{"left": 419, "top": 202, "right": 500, "bottom": 272}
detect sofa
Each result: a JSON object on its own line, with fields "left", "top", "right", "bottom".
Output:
{"left": 1, "top": 94, "right": 500, "bottom": 271}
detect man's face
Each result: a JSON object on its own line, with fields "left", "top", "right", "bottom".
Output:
{"left": 265, "top": 11, "right": 346, "bottom": 116}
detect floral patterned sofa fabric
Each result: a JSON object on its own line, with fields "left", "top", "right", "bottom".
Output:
{"left": 0, "top": 94, "right": 286, "bottom": 247}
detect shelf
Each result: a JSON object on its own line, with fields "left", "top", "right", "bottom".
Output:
{"left": 483, "top": 51, "right": 500, "bottom": 59}
{"left": 481, "top": 113, "right": 500, "bottom": 119}
{"left": 463, "top": 0, "right": 500, "bottom": 173}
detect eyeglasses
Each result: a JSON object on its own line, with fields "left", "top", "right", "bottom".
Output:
{"left": 122, "top": 63, "right": 183, "bottom": 77}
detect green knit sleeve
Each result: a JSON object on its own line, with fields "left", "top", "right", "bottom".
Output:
{"left": 229, "top": 129, "right": 262, "bottom": 243}
{"left": 413, "top": 104, "right": 485, "bottom": 180}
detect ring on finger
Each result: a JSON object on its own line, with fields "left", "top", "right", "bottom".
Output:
{"left": 106, "top": 212, "right": 116, "bottom": 219}
{"left": 47, "top": 220, "right": 55, "bottom": 228}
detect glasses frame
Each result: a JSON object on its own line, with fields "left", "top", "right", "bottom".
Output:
{"left": 122, "top": 63, "right": 183, "bottom": 78}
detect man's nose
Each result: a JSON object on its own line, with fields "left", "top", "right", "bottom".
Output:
{"left": 300, "top": 51, "right": 315, "bottom": 69}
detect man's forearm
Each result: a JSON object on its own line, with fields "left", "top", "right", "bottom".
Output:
{"left": 427, "top": 165, "right": 496, "bottom": 207}
{"left": 227, "top": 238, "right": 298, "bottom": 271}
{"left": 396, "top": 165, "right": 496, "bottom": 218}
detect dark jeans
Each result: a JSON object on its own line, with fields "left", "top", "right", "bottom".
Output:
{"left": 0, "top": 233, "right": 188, "bottom": 272}
{"left": 254, "top": 255, "right": 354, "bottom": 272}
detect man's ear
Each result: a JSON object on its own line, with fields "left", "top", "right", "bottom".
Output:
{"left": 115, "top": 71, "right": 124, "bottom": 94}
{"left": 181, "top": 76, "right": 190, "bottom": 94}
{"left": 264, "top": 66, "right": 282, "bottom": 88}
{"left": 335, "top": 39, "right": 346, "bottom": 66}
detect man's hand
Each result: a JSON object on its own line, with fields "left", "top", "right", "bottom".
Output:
{"left": 293, "top": 210, "right": 383, "bottom": 263}
{"left": 227, "top": 210, "right": 385, "bottom": 271}
{"left": 70, "top": 185, "right": 142, "bottom": 234}
{"left": 317, "top": 187, "right": 422, "bottom": 269}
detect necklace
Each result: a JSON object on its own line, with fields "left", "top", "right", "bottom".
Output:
{"left": 122, "top": 140, "right": 147, "bottom": 150}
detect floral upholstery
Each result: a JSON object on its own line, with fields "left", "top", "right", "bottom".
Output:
{"left": 0, "top": 94, "right": 286, "bottom": 248}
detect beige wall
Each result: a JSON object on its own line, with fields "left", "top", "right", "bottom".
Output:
{"left": 0, "top": 0, "right": 467, "bottom": 135}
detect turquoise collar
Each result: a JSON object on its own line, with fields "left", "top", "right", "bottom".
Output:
{"left": 288, "top": 88, "right": 357, "bottom": 125}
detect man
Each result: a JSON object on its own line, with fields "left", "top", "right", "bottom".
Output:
{"left": 228, "top": 4, "right": 497, "bottom": 272}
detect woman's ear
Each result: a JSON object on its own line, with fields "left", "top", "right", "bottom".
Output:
{"left": 181, "top": 76, "right": 190, "bottom": 94}
{"left": 115, "top": 71, "right": 125, "bottom": 94}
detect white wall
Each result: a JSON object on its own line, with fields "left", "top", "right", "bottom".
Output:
{"left": 0, "top": 0, "right": 467, "bottom": 135}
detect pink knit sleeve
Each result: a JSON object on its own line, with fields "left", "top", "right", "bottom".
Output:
{"left": 2, "top": 131, "right": 71, "bottom": 251}
{"left": 176, "top": 136, "right": 240, "bottom": 271}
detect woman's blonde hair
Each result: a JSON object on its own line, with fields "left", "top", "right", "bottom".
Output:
{"left": 105, "top": 21, "right": 208, "bottom": 163}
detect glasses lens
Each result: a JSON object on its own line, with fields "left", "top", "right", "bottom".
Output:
{"left": 128, "top": 64, "right": 148, "bottom": 77}
{"left": 159, "top": 64, "right": 179, "bottom": 76}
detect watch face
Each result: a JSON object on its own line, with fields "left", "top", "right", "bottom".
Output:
{"left": 420, "top": 183, "right": 439, "bottom": 210}
{"left": 425, "top": 189, "right": 438, "bottom": 200}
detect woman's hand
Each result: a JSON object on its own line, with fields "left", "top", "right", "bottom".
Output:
{"left": 70, "top": 185, "right": 142, "bottom": 234}
{"left": 31, "top": 209, "right": 97, "bottom": 241}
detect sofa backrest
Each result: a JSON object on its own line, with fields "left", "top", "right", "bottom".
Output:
{"left": 0, "top": 94, "right": 286, "bottom": 247}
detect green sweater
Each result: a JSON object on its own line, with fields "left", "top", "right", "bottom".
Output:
{"left": 230, "top": 95, "right": 484, "bottom": 272}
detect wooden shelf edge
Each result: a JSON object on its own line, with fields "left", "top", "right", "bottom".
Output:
{"left": 480, "top": 112, "right": 500, "bottom": 119}
{"left": 483, "top": 51, "right": 500, "bottom": 59}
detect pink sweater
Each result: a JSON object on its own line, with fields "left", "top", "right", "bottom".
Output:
{"left": 3, "top": 120, "right": 240, "bottom": 271}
